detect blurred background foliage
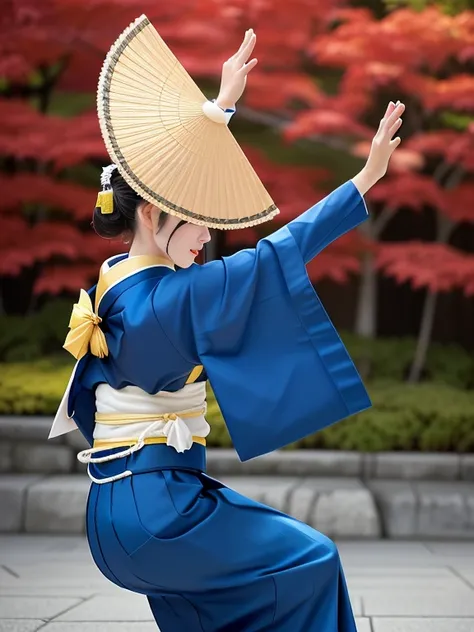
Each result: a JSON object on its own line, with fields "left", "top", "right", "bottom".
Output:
{"left": 1, "top": 0, "right": 473, "bottom": 450}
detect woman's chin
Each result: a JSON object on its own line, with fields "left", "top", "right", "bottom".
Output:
{"left": 177, "top": 258, "right": 194, "bottom": 269}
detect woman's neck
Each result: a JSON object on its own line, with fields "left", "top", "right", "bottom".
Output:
{"left": 128, "top": 231, "right": 173, "bottom": 266}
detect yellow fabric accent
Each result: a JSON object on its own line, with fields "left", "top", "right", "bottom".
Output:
{"left": 95, "top": 255, "right": 175, "bottom": 312}
{"left": 185, "top": 365, "right": 204, "bottom": 384}
{"left": 63, "top": 289, "right": 108, "bottom": 360}
{"left": 95, "top": 409, "right": 206, "bottom": 425}
{"left": 93, "top": 436, "right": 206, "bottom": 449}
{"left": 96, "top": 190, "right": 114, "bottom": 214}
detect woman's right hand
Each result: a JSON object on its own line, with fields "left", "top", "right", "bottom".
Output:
{"left": 352, "top": 101, "right": 405, "bottom": 195}
{"left": 215, "top": 30, "right": 258, "bottom": 110}
{"left": 367, "top": 100, "right": 405, "bottom": 179}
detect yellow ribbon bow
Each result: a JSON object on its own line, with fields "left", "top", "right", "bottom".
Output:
{"left": 63, "top": 289, "right": 109, "bottom": 360}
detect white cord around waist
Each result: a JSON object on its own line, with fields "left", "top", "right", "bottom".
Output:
{"left": 78, "top": 419, "right": 162, "bottom": 484}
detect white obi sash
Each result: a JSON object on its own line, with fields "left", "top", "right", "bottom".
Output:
{"left": 93, "top": 381, "right": 210, "bottom": 453}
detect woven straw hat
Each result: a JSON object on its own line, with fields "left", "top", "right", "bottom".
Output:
{"left": 97, "top": 14, "right": 279, "bottom": 230}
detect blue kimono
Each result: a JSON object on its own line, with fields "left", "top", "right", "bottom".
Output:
{"left": 50, "top": 180, "right": 370, "bottom": 631}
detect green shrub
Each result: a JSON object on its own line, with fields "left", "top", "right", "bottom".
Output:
{"left": 0, "top": 358, "right": 74, "bottom": 415}
{"left": 340, "top": 332, "right": 474, "bottom": 389}
{"left": 0, "top": 300, "right": 72, "bottom": 362}
{"left": 1, "top": 362, "right": 473, "bottom": 453}
{"left": 340, "top": 332, "right": 416, "bottom": 382}
{"left": 425, "top": 343, "right": 474, "bottom": 389}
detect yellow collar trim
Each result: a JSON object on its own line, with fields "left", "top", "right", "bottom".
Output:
{"left": 95, "top": 254, "right": 175, "bottom": 312}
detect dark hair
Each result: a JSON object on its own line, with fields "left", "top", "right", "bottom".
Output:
{"left": 92, "top": 168, "right": 168, "bottom": 239}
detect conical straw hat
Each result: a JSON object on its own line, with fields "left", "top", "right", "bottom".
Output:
{"left": 97, "top": 14, "right": 279, "bottom": 230}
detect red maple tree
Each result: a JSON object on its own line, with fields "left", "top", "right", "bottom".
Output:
{"left": 1, "top": 0, "right": 473, "bottom": 380}
{"left": 1, "top": 0, "right": 341, "bottom": 300}
{"left": 275, "top": 4, "right": 474, "bottom": 380}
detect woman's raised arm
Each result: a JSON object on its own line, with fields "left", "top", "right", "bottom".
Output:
{"left": 285, "top": 101, "right": 405, "bottom": 264}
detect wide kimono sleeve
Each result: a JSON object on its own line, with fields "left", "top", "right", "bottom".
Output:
{"left": 155, "top": 180, "right": 371, "bottom": 461}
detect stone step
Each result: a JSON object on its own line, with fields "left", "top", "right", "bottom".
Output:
{"left": 1, "top": 473, "right": 474, "bottom": 540}
{"left": 1, "top": 417, "right": 474, "bottom": 481}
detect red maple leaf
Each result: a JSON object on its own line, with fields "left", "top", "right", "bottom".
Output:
{"left": 367, "top": 173, "right": 445, "bottom": 211}
{"left": 34, "top": 263, "right": 100, "bottom": 296}
{"left": 285, "top": 109, "right": 373, "bottom": 143}
{"left": 0, "top": 174, "right": 97, "bottom": 220}
{"left": 376, "top": 241, "right": 473, "bottom": 293}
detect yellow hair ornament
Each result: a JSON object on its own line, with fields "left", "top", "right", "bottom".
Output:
{"left": 63, "top": 289, "right": 109, "bottom": 360}
{"left": 96, "top": 164, "right": 117, "bottom": 214}
{"left": 96, "top": 190, "right": 114, "bottom": 214}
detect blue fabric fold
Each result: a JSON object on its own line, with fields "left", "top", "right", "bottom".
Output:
{"left": 160, "top": 181, "right": 373, "bottom": 461}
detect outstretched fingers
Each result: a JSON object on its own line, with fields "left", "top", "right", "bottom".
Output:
{"left": 384, "top": 102, "right": 405, "bottom": 134}
{"left": 389, "top": 137, "right": 402, "bottom": 150}
{"left": 236, "top": 30, "right": 252, "bottom": 52}
{"left": 235, "top": 30, "right": 256, "bottom": 64}
{"left": 387, "top": 102, "right": 404, "bottom": 151}
{"left": 240, "top": 58, "right": 258, "bottom": 75}
{"left": 389, "top": 116, "right": 403, "bottom": 137}
{"left": 374, "top": 101, "right": 404, "bottom": 154}
{"left": 383, "top": 101, "right": 396, "bottom": 119}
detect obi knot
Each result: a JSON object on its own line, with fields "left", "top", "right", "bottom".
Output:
{"left": 63, "top": 289, "right": 109, "bottom": 361}
{"left": 162, "top": 414, "right": 193, "bottom": 452}
{"left": 89, "top": 312, "right": 102, "bottom": 326}
{"left": 162, "top": 413, "right": 178, "bottom": 421}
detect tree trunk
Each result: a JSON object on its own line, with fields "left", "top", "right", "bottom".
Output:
{"left": 354, "top": 205, "right": 397, "bottom": 338}
{"left": 408, "top": 166, "right": 463, "bottom": 383}
{"left": 353, "top": 215, "right": 378, "bottom": 379}
{"left": 354, "top": 249, "right": 378, "bottom": 379}
{"left": 407, "top": 221, "right": 452, "bottom": 384}
{"left": 355, "top": 250, "right": 377, "bottom": 338}
{"left": 407, "top": 289, "right": 438, "bottom": 383}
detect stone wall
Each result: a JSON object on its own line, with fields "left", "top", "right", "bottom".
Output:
{"left": 2, "top": 417, "right": 474, "bottom": 480}
{"left": 1, "top": 417, "right": 474, "bottom": 540}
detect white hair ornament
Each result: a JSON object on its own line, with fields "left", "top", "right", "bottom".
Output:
{"left": 96, "top": 164, "right": 118, "bottom": 214}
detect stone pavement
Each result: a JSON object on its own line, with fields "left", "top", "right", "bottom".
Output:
{"left": 1, "top": 536, "right": 474, "bottom": 631}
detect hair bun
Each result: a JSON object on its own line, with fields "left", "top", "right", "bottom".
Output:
{"left": 92, "top": 168, "right": 142, "bottom": 239}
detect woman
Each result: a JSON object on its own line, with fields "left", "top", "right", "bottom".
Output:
{"left": 49, "top": 22, "right": 404, "bottom": 632}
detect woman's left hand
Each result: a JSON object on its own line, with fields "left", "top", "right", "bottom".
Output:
{"left": 215, "top": 29, "right": 257, "bottom": 110}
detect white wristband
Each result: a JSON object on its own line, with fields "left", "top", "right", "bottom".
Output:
{"left": 202, "top": 100, "right": 236, "bottom": 125}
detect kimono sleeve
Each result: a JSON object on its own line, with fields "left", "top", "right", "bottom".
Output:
{"left": 154, "top": 180, "right": 371, "bottom": 461}
{"left": 287, "top": 179, "right": 369, "bottom": 263}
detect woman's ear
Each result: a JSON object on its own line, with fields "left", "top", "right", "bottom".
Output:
{"left": 136, "top": 202, "right": 156, "bottom": 232}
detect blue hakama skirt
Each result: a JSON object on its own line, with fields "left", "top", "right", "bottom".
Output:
{"left": 86, "top": 443, "right": 357, "bottom": 631}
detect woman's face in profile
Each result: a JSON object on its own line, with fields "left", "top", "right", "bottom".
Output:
{"left": 155, "top": 215, "right": 211, "bottom": 268}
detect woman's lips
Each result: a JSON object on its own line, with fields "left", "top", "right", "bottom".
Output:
{"left": 190, "top": 249, "right": 199, "bottom": 256}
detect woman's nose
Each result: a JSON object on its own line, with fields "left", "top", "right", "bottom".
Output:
{"left": 200, "top": 227, "right": 211, "bottom": 243}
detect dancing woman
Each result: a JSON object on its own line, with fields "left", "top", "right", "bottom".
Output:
{"left": 50, "top": 17, "right": 404, "bottom": 631}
